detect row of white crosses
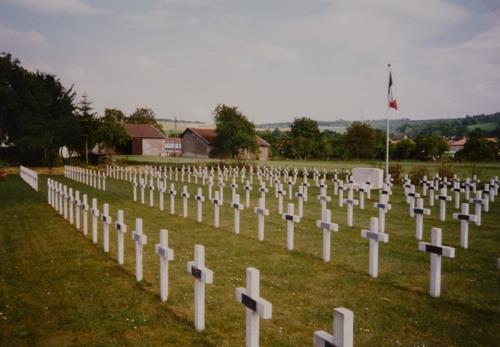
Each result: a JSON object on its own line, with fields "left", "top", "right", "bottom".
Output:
{"left": 128, "top": 168, "right": 398, "bottom": 260}
{"left": 47, "top": 181, "right": 346, "bottom": 346}
{"left": 130, "top": 164, "right": 495, "bottom": 258}
{"left": 404, "top": 173, "right": 499, "bottom": 246}
{"left": 132, "top": 163, "right": 497, "bottom": 256}
{"left": 48, "top": 178, "right": 121, "bottom": 256}
{"left": 64, "top": 165, "right": 106, "bottom": 191}
{"left": 46, "top": 181, "right": 218, "bottom": 334}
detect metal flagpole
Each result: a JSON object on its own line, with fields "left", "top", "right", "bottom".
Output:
{"left": 385, "top": 64, "right": 391, "bottom": 179}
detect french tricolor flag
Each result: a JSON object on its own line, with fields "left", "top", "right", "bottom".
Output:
{"left": 388, "top": 70, "right": 398, "bottom": 110}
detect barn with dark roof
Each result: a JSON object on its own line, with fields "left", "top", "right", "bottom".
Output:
{"left": 124, "top": 123, "right": 166, "bottom": 155}
{"left": 181, "top": 128, "right": 269, "bottom": 160}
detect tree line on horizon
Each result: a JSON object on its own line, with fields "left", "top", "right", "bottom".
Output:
{"left": 258, "top": 119, "right": 499, "bottom": 162}
{"left": 1, "top": 52, "right": 498, "bottom": 165}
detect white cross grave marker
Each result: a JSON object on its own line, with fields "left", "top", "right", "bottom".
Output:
{"left": 132, "top": 218, "right": 148, "bottom": 282}
{"left": 82, "top": 194, "right": 89, "bottom": 235}
{"left": 282, "top": 203, "right": 301, "bottom": 251}
{"left": 361, "top": 217, "right": 389, "bottom": 278}
{"left": 63, "top": 185, "right": 68, "bottom": 219}
{"left": 115, "top": 209, "right": 127, "bottom": 265}
{"left": 235, "top": 267, "right": 272, "bottom": 347}
{"left": 75, "top": 190, "right": 81, "bottom": 230}
{"left": 91, "top": 198, "right": 99, "bottom": 244}
{"left": 181, "top": 185, "right": 190, "bottom": 218}
{"left": 244, "top": 180, "right": 252, "bottom": 208}
{"left": 343, "top": 189, "right": 359, "bottom": 228}
{"left": 418, "top": 227, "right": 455, "bottom": 298}
{"left": 373, "top": 194, "right": 391, "bottom": 234}
{"left": 315, "top": 209, "right": 339, "bottom": 262}
{"left": 254, "top": 197, "right": 269, "bottom": 241}
{"left": 187, "top": 244, "right": 214, "bottom": 331}
{"left": 295, "top": 185, "right": 305, "bottom": 218}
{"left": 314, "top": 307, "right": 354, "bottom": 347}
{"left": 195, "top": 187, "right": 205, "bottom": 223}
{"left": 277, "top": 183, "right": 286, "bottom": 214}
{"left": 169, "top": 183, "right": 177, "bottom": 215}
{"left": 452, "top": 181, "right": 463, "bottom": 209}
{"left": 140, "top": 178, "right": 146, "bottom": 204}
{"left": 155, "top": 229, "right": 174, "bottom": 301}
{"left": 452, "top": 203, "right": 477, "bottom": 249}
{"left": 68, "top": 188, "right": 74, "bottom": 225}
{"left": 132, "top": 177, "right": 138, "bottom": 202}
{"left": 469, "top": 191, "right": 483, "bottom": 226}
{"left": 437, "top": 187, "right": 451, "bottom": 221}
{"left": 149, "top": 178, "right": 155, "bottom": 207}
{"left": 232, "top": 193, "right": 244, "bottom": 234}
{"left": 158, "top": 181, "right": 166, "bottom": 211}
{"left": 102, "top": 203, "right": 112, "bottom": 253}
{"left": 212, "top": 191, "right": 222, "bottom": 228}
{"left": 413, "top": 197, "right": 431, "bottom": 240}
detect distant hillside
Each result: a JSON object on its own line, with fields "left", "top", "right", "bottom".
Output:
{"left": 158, "top": 119, "right": 213, "bottom": 135}
{"left": 257, "top": 112, "right": 500, "bottom": 138}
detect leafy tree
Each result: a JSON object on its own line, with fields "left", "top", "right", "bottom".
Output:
{"left": 288, "top": 117, "right": 320, "bottom": 159}
{"left": 456, "top": 129, "right": 497, "bottom": 161}
{"left": 0, "top": 53, "right": 77, "bottom": 165}
{"left": 128, "top": 107, "right": 164, "bottom": 133}
{"left": 330, "top": 132, "right": 348, "bottom": 159}
{"left": 415, "top": 135, "right": 448, "bottom": 160}
{"left": 212, "top": 104, "right": 257, "bottom": 158}
{"left": 95, "top": 109, "right": 129, "bottom": 152}
{"left": 344, "top": 122, "right": 376, "bottom": 159}
{"left": 103, "top": 108, "right": 125, "bottom": 123}
{"left": 393, "top": 138, "right": 416, "bottom": 160}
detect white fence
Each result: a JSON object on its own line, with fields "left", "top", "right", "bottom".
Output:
{"left": 20, "top": 166, "right": 38, "bottom": 191}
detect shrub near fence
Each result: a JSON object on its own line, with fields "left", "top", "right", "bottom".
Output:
{"left": 19, "top": 166, "right": 38, "bottom": 191}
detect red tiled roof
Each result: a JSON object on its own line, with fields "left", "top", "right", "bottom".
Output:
{"left": 124, "top": 123, "right": 165, "bottom": 139}
{"left": 447, "top": 138, "right": 467, "bottom": 146}
{"left": 184, "top": 128, "right": 269, "bottom": 147}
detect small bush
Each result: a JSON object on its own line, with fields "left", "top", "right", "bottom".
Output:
{"left": 437, "top": 162, "right": 454, "bottom": 179}
{"left": 468, "top": 163, "right": 484, "bottom": 181}
{"left": 409, "top": 166, "right": 430, "bottom": 183}
{"left": 389, "top": 163, "right": 403, "bottom": 183}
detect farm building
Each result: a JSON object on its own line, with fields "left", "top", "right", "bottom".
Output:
{"left": 447, "top": 137, "right": 467, "bottom": 157}
{"left": 181, "top": 127, "right": 269, "bottom": 160}
{"left": 165, "top": 137, "right": 182, "bottom": 156}
{"left": 124, "top": 123, "right": 166, "bottom": 156}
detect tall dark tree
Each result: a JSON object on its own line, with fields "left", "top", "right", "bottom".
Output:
{"left": 344, "top": 122, "right": 376, "bottom": 159}
{"left": 76, "top": 93, "right": 98, "bottom": 164}
{"left": 212, "top": 104, "right": 257, "bottom": 158}
{"left": 0, "top": 53, "right": 77, "bottom": 165}
{"left": 287, "top": 117, "right": 320, "bottom": 159}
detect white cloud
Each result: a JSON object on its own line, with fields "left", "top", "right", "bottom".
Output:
{"left": 0, "top": 24, "right": 45, "bottom": 46}
{"left": 1, "top": 0, "right": 97, "bottom": 15}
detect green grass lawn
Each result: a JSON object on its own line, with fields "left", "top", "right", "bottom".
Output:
{"left": 2, "top": 170, "right": 500, "bottom": 346}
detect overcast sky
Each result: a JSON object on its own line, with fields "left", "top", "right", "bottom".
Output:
{"left": 1, "top": 0, "right": 500, "bottom": 123}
